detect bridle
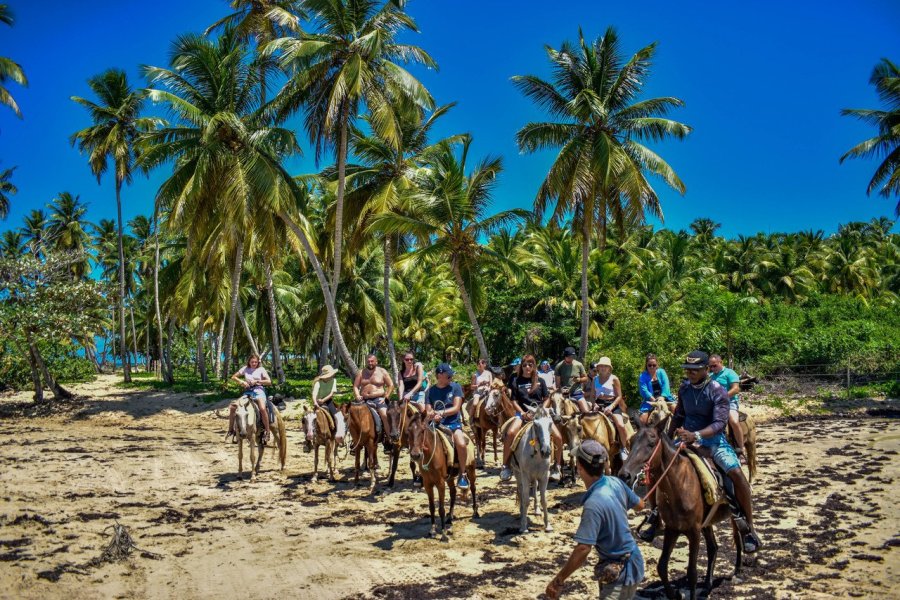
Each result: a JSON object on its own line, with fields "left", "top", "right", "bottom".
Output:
{"left": 640, "top": 436, "right": 684, "bottom": 502}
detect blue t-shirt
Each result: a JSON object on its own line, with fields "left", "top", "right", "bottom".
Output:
{"left": 710, "top": 367, "right": 740, "bottom": 402}
{"left": 426, "top": 382, "right": 463, "bottom": 426}
{"left": 574, "top": 476, "right": 644, "bottom": 586}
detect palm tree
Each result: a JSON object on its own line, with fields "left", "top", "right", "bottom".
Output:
{"left": 0, "top": 166, "right": 16, "bottom": 219}
{"left": 0, "top": 230, "right": 24, "bottom": 257}
{"left": 841, "top": 58, "right": 900, "bottom": 216}
{"left": 267, "top": 0, "right": 436, "bottom": 365}
{"left": 47, "top": 191, "right": 92, "bottom": 279}
{"left": 376, "top": 137, "right": 528, "bottom": 361}
{"left": 71, "top": 69, "right": 157, "bottom": 383}
{"left": 514, "top": 27, "right": 690, "bottom": 358}
{"left": 0, "top": 4, "right": 27, "bottom": 118}
{"left": 21, "top": 208, "right": 49, "bottom": 258}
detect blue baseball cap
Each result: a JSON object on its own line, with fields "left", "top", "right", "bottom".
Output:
{"left": 435, "top": 363, "right": 455, "bottom": 376}
{"left": 511, "top": 358, "right": 522, "bottom": 366}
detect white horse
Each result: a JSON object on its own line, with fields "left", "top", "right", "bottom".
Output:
{"left": 512, "top": 406, "right": 554, "bottom": 533}
{"left": 234, "top": 394, "right": 287, "bottom": 481}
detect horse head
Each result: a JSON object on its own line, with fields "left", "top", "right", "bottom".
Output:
{"left": 618, "top": 420, "right": 662, "bottom": 486}
{"left": 647, "top": 399, "right": 673, "bottom": 428}
{"left": 532, "top": 407, "right": 553, "bottom": 459}
{"left": 235, "top": 396, "right": 255, "bottom": 439}
{"left": 549, "top": 390, "right": 564, "bottom": 417}
{"left": 406, "top": 411, "right": 426, "bottom": 463}
{"left": 303, "top": 406, "right": 317, "bottom": 441}
{"left": 386, "top": 399, "right": 404, "bottom": 444}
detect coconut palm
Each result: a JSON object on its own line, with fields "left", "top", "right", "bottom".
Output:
{"left": 841, "top": 59, "right": 900, "bottom": 216}
{"left": 0, "top": 4, "right": 27, "bottom": 118}
{"left": 71, "top": 69, "right": 157, "bottom": 383}
{"left": 21, "top": 208, "right": 49, "bottom": 258}
{"left": 0, "top": 166, "right": 16, "bottom": 219}
{"left": 0, "top": 229, "right": 23, "bottom": 257}
{"left": 267, "top": 0, "right": 436, "bottom": 365}
{"left": 47, "top": 192, "right": 92, "bottom": 279}
{"left": 514, "top": 27, "right": 690, "bottom": 358}
{"left": 376, "top": 137, "right": 528, "bottom": 361}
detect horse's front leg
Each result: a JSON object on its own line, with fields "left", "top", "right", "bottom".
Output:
{"left": 659, "top": 528, "right": 679, "bottom": 600}
{"left": 541, "top": 478, "right": 552, "bottom": 532}
{"left": 687, "top": 528, "right": 701, "bottom": 600}
{"left": 446, "top": 478, "right": 456, "bottom": 536}
{"left": 368, "top": 443, "right": 378, "bottom": 492}
{"left": 388, "top": 446, "right": 399, "bottom": 488}
{"left": 327, "top": 440, "right": 336, "bottom": 482}
{"left": 312, "top": 443, "right": 319, "bottom": 483}
{"left": 354, "top": 445, "right": 361, "bottom": 487}
{"left": 518, "top": 477, "right": 529, "bottom": 533}
{"left": 702, "top": 526, "right": 718, "bottom": 590}
{"left": 732, "top": 519, "right": 743, "bottom": 577}
{"left": 254, "top": 439, "right": 264, "bottom": 476}
{"left": 438, "top": 479, "right": 448, "bottom": 542}
{"left": 238, "top": 439, "right": 244, "bottom": 479}
{"left": 532, "top": 481, "right": 540, "bottom": 516}
{"left": 426, "top": 484, "right": 436, "bottom": 538}
{"left": 249, "top": 439, "right": 258, "bottom": 481}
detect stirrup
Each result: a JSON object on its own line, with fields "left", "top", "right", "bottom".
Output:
{"left": 732, "top": 513, "right": 750, "bottom": 534}
{"left": 637, "top": 509, "right": 660, "bottom": 542}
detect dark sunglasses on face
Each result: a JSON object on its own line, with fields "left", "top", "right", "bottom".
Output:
{"left": 404, "top": 358, "right": 414, "bottom": 361}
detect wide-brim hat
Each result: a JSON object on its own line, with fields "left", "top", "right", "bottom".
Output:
{"left": 595, "top": 356, "right": 612, "bottom": 368}
{"left": 681, "top": 350, "right": 709, "bottom": 370}
{"left": 319, "top": 365, "right": 338, "bottom": 379}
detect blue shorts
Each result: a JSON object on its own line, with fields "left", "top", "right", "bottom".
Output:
{"left": 243, "top": 388, "right": 266, "bottom": 403}
{"left": 443, "top": 421, "right": 462, "bottom": 432}
{"left": 728, "top": 396, "right": 740, "bottom": 412}
{"left": 410, "top": 391, "right": 426, "bottom": 405}
{"left": 570, "top": 390, "right": 585, "bottom": 401}
{"left": 699, "top": 433, "right": 740, "bottom": 473}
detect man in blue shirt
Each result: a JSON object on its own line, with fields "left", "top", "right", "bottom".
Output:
{"left": 545, "top": 441, "right": 645, "bottom": 600}
{"left": 709, "top": 353, "right": 747, "bottom": 464}
{"left": 421, "top": 363, "right": 469, "bottom": 491}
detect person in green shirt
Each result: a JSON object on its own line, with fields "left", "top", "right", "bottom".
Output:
{"left": 709, "top": 354, "right": 746, "bottom": 464}
{"left": 555, "top": 346, "right": 590, "bottom": 413}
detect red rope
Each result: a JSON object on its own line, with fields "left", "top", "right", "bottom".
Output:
{"left": 641, "top": 439, "right": 684, "bottom": 503}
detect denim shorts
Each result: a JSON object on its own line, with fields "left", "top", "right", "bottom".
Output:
{"left": 443, "top": 421, "right": 462, "bottom": 432}
{"left": 728, "top": 396, "right": 740, "bottom": 412}
{"left": 699, "top": 433, "right": 741, "bottom": 472}
{"left": 244, "top": 388, "right": 266, "bottom": 403}
{"left": 365, "top": 397, "right": 387, "bottom": 411}
{"left": 410, "top": 391, "right": 425, "bottom": 405}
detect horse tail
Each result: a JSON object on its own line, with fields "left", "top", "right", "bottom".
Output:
{"left": 277, "top": 412, "right": 287, "bottom": 470}
{"left": 744, "top": 414, "right": 757, "bottom": 482}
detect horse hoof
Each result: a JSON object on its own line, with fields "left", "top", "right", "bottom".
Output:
{"left": 519, "top": 527, "right": 528, "bottom": 534}
{"left": 545, "top": 525, "right": 554, "bottom": 533}
{"left": 311, "top": 476, "right": 318, "bottom": 484}
{"left": 440, "top": 534, "right": 449, "bottom": 542}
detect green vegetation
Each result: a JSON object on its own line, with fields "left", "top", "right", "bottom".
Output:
{"left": 0, "top": 2, "right": 897, "bottom": 406}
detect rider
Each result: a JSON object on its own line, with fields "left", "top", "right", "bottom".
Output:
{"left": 642, "top": 350, "right": 761, "bottom": 553}
{"left": 708, "top": 353, "right": 747, "bottom": 465}
{"left": 499, "top": 355, "right": 564, "bottom": 483}
{"left": 419, "top": 363, "right": 470, "bottom": 491}
{"left": 399, "top": 350, "right": 426, "bottom": 407}
{"left": 228, "top": 354, "right": 272, "bottom": 444}
{"left": 556, "top": 346, "right": 590, "bottom": 414}
{"left": 466, "top": 357, "right": 494, "bottom": 424}
{"left": 308, "top": 364, "right": 345, "bottom": 450}
{"left": 638, "top": 353, "right": 676, "bottom": 425}
{"left": 538, "top": 360, "right": 556, "bottom": 392}
{"left": 592, "top": 357, "right": 630, "bottom": 460}
{"left": 353, "top": 353, "right": 395, "bottom": 453}
{"left": 545, "top": 440, "right": 645, "bottom": 600}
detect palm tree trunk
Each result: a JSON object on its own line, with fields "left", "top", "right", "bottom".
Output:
{"left": 145, "top": 323, "right": 150, "bottom": 372}
{"left": 278, "top": 210, "right": 359, "bottom": 378}
{"left": 221, "top": 240, "right": 244, "bottom": 379}
{"left": 237, "top": 302, "right": 259, "bottom": 356}
{"left": 579, "top": 215, "right": 591, "bottom": 361}
{"left": 153, "top": 209, "right": 171, "bottom": 383}
{"left": 115, "top": 179, "right": 131, "bottom": 383}
{"left": 129, "top": 300, "right": 139, "bottom": 367}
{"left": 214, "top": 319, "right": 225, "bottom": 376}
{"left": 164, "top": 318, "right": 174, "bottom": 380}
{"left": 451, "top": 260, "right": 489, "bottom": 362}
{"left": 24, "top": 341, "right": 43, "bottom": 402}
{"left": 383, "top": 236, "right": 399, "bottom": 383}
{"left": 265, "top": 262, "right": 285, "bottom": 384}
{"left": 197, "top": 320, "right": 208, "bottom": 384}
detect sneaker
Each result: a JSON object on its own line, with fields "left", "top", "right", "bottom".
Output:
{"left": 500, "top": 466, "right": 512, "bottom": 482}
{"left": 457, "top": 475, "right": 470, "bottom": 490}
{"left": 743, "top": 531, "right": 761, "bottom": 553}
{"left": 638, "top": 509, "right": 661, "bottom": 542}
{"left": 413, "top": 475, "right": 423, "bottom": 488}
{"left": 549, "top": 465, "right": 561, "bottom": 482}
{"left": 619, "top": 448, "right": 629, "bottom": 460}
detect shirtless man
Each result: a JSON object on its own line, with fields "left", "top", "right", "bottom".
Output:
{"left": 353, "top": 353, "right": 395, "bottom": 452}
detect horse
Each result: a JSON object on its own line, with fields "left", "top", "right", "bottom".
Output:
{"left": 407, "top": 411, "right": 479, "bottom": 540}
{"left": 385, "top": 399, "right": 418, "bottom": 487}
{"left": 234, "top": 395, "right": 287, "bottom": 481}
{"left": 303, "top": 405, "right": 337, "bottom": 483}
{"left": 345, "top": 401, "right": 379, "bottom": 491}
{"left": 510, "top": 406, "right": 554, "bottom": 534}
{"left": 580, "top": 407, "right": 633, "bottom": 476}
{"left": 471, "top": 380, "right": 511, "bottom": 469}
{"left": 619, "top": 421, "right": 741, "bottom": 600}
{"left": 552, "top": 389, "right": 583, "bottom": 483}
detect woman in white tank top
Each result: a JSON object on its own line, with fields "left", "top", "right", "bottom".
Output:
{"left": 592, "top": 356, "right": 630, "bottom": 459}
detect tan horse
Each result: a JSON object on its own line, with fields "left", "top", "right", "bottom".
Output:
{"left": 234, "top": 395, "right": 287, "bottom": 481}
{"left": 303, "top": 406, "right": 337, "bottom": 482}
{"left": 471, "top": 380, "right": 512, "bottom": 468}
{"left": 552, "top": 391, "right": 583, "bottom": 481}
{"left": 345, "top": 401, "right": 379, "bottom": 491}
{"left": 579, "top": 410, "right": 633, "bottom": 475}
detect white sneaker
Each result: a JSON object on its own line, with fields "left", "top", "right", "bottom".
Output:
{"left": 500, "top": 466, "right": 512, "bottom": 482}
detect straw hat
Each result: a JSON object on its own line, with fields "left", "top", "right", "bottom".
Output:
{"left": 595, "top": 356, "right": 612, "bottom": 368}
{"left": 319, "top": 365, "right": 338, "bottom": 379}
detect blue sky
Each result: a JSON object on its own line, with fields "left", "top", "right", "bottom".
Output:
{"left": 0, "top": 0, "right": 898, "bottom": 239}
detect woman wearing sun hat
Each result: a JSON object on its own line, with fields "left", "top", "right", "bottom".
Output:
{"left": 310, "top": 365, "right": 345, "bottom": 448}
{"left": 592, "top": 356, "right": 629, "bottom": 460}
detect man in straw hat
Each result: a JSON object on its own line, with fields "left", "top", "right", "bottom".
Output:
{"left": 546, "top": 440, "right": 645, "bottom": 599}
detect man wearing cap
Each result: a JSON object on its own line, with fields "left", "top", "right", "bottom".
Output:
{"left": 546, "top": 440, "right": 645, "bottom": 600}
{"left": 353, "top": 353, "right": 395, "bottom": 453}
{"left": 556, "top": 347, "right": 590, "bottom": 413}
{"left": 419, "top": 363, "right": 470, "bottom": 491}
{"left": 642, "top": 350, "right": 761, "bottom": 552}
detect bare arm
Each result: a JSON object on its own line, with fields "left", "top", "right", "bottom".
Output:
{"left": 353, "top": 371, "right": 363, "bottom": 400}
{"left": 728, "top": 382, "right": 741, "bottom": 398}
{"left": 383, "top": 369, "right": 395, "bottom": 400}
{"left": 545, "top": 543, "right": 592, "bottom": 599}
{"left": 231, "top": 369, "right": 249, "bottom": 388}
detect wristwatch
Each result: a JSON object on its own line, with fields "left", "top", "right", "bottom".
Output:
{"left": 693, "top": 431, "right": 703, "bottom": 442}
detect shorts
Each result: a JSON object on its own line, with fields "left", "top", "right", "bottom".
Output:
{"left": 570, "top": 390, "right": 585, "bottom": 401}
{"left": 699, "top": 433, "right": 741, "bottom": 473}
{"left": 598, "top": 582, "right": 638, "bottom": 599}
{"left": 443, "top": 421, "right": 462, "bottom": 432}
{"left": 365, "top": 397, "right": 387, "bottom": 411}
{"left": 728, "top": 396, "right": 740, "bottom": 412}
{"left": 242, "top": 388, "right": 266, "bottom": 403}
{"left": 410, "top": 391, "right": 426, "bottom": 406}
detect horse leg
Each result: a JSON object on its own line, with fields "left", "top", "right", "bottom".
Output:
{"left": 702, "top": 525, "right": 718, "bottom": 590}
{"left": 438, "top": 479, "right": 448, "bottom": 542}
{"left": 687, "top": 528, "right": 701, "bottom": 600}
{"left": 369, "top": 442, "right": 378, "bottom": 492}
{"left": 541, "top": 479, "right": 552, "bottom": 532}
{"left": 469, "top": 465, "right": 479, "bottom": 519}
{"left": 388, "top": 446, "right": 399, "bottom": 488}
{"left": 426, "top": 484, "right": 436, "bottom": 538}
{"left": 732, "top": 519, "right": 743, "bottom": 576}
{"left": 312, "top": 444, "right": 319, "bottom": 483}
{"left": 238, "top": 439, "right": 244, "bottom": 479}
{"left": 518, "top": 477, "right": 529, "bottom": 533}
{"left": 492, "top": 427, "right": 498, "bottom": 464}
{"left": 532, "top": 481, "right": 539, "bottom": 516}
{"left": 658, "top": 528, "right": 680, "bottom": 600}
{"left": 447, "top": 478, "right": 456, "bottom": 536}
{"left": 354, "top": 445, "right": 361, "bottom": 487}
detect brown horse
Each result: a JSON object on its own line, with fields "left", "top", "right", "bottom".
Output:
{"left": 472, "top": 380, "right": 513, "bottom": 468}
{"left": 345, "top": 401, "right": 379, "bottom": 491}
{"left": 407, "top": 412, "right": 479, "bottom": 540}
{"left": 385, "top": 399, "right": 418, "bottom": 487}
{"left": 619, "top": 422, "right": 741, "bottom": 600}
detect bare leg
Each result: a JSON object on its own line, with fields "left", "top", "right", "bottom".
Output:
{"left": 612, "top": 414, "right": 629, "bottom": 452}
{"left": 256, "top": 398, "right": 271, "bottom": 436}
{"left": 576, "top": 398, "right": 591, "bottom": 414}
{"left": 730, "top": 409, "right": 746, "bottom": 457}
{"left": 453, "top": 430, "right": 468, "bottom": 473}
{"left": 502, "top": 420, "right": 521, "bottom": 468}
{"left": 550, "top": 424, "right": 563, "bottom": 469}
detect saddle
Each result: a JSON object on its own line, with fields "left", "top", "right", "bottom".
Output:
{"left": 684, "top": 444, "right": 724, "bottom": 508}
{"left": 435, "top": 428, "right": 475, "bottom": 469}
{"left": 316, "top": 407, "right": 335, "bottom": 433}
{"left": 581, "top": 412, "right": 634, "bottom": 450}
{"left": 248, "top": 395, "right": 277, "bottom": 427}
{"left": 350, "top": 401, "right": 382, "bottom": 437}
{"left": 473, "top": 393, "right": 499, "bottom": 420}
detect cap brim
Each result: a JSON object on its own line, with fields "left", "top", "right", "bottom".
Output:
{"left": 681, "top": 363, "right": 706, "bottom": 370}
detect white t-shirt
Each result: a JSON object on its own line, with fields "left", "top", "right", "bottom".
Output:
{"left": 238, "top": 366, "right": 269, "bottom": 390}
{"left": 538, "top": 370, "right": 555, "bottom": 391}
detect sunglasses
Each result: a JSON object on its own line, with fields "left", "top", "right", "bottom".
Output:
{"left": 404, "top": 358, "right": 414, "bottom": 362}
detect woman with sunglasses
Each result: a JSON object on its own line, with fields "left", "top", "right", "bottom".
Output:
{"left": 499, "top": 355, "right": 563, "bottom": 484}
{"left": 398, "top": 350, "right": 426, "bottom": 406}
{"left": 637, "top": 353, "right": 675, "bottom": 425}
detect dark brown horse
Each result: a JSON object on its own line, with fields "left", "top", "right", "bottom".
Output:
{"left": 471, "top": 380, "right": 514, "bottom": 468}
{"left": 345, "top": 401, "right": 379, "bottom": 491}
{"left": 407, "top": 412, "right": 479, "bottom": 540}
{"left": 619, "top": 422, "right": 741, "bottom": 600}
{"left": 385, "top": 399, "right": 418, "bottom": 487}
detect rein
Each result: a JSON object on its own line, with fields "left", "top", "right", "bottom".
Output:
{"left": 421, "top": 424, "right": 439, "bottom": 472}
{"left": 641, "top": 438, "right": 684, "bottom": 503}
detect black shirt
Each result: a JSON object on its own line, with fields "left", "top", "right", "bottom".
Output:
{"left": 507, "top": 375, "right": 548, "bottom": 411}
